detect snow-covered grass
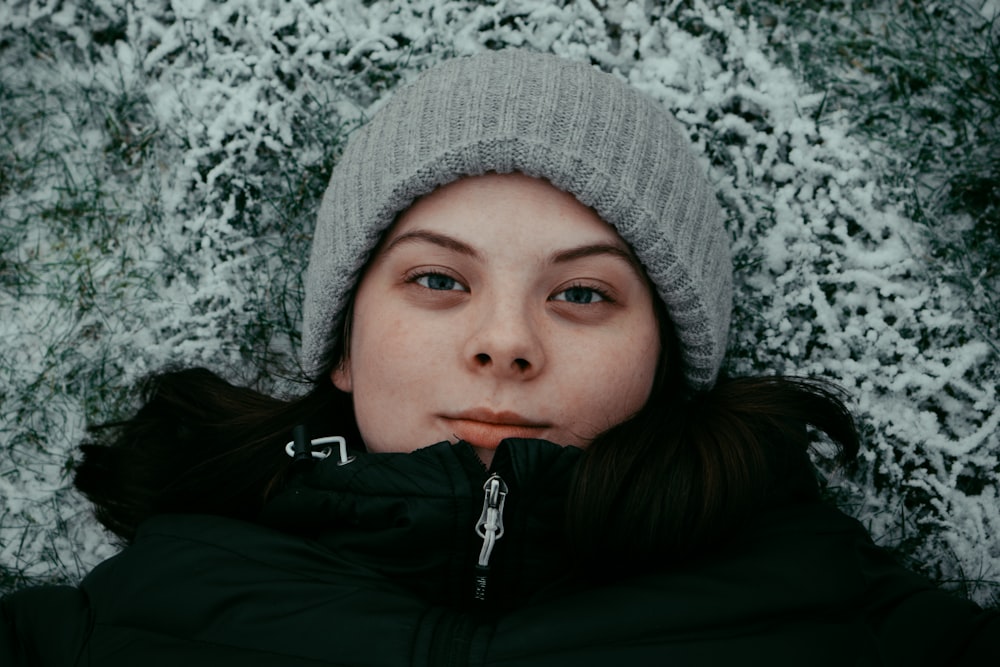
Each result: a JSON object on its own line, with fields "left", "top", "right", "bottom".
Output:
{"left": 2, "top": 0, "right": 998, "bottom": 604}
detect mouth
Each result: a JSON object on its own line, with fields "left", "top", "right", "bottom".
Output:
{"left": 443, "top": 409, "right": 550, "bottom": 449}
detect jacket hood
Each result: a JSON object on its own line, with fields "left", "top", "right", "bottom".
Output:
{"left": 259, "top": 439, "right": 584, "bottom": 610}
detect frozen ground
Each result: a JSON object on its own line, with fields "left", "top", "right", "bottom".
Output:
{"left": 1, "top": 0, "right": 998, "bottom": 604}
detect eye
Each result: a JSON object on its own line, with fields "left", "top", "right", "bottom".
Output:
{"left": 412, "top": 272, "right": 467, "bottom": 292}
{"left": 551, "top": 284, "right": 608, "bottom": 305}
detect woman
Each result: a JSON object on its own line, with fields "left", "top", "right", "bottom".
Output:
{"left": 2, "top": 49, "right": 997, "bottom": 666}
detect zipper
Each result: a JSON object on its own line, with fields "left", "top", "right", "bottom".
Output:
{"left": 473, "top": 473, "right": 508, "bottom": 603}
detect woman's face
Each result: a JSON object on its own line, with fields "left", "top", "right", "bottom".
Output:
{"left": 332, "top": 173, "right": 660, "bottom": 466}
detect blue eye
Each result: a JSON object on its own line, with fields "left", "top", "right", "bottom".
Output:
{"left": 415, "top": 273, "right": 465, "bottom": 291}
{"left": 553, "top": 286, "right": 606, "bottom": 304}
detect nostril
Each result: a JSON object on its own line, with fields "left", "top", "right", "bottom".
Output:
{"left": 513, "top": 358, "right": 530, "bottom": 371}
{"left": 475, "top": 353, "right": 491, "bottom": 365}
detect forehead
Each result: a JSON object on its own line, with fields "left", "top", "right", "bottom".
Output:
{"left": 385, "top": 172, "right": 631, "bottom": 253}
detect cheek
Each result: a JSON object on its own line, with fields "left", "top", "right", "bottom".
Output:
{"left": 559, "top": 325, "right": 660, "bottom": 442}
{"left": 606, "top": 332, "right": 660, "bottom": 411}
{"left": 349, "top": 318, "right": 414, "bottom": 408}
{"left": 347, "top": 341, "right": 412, "bottom": 453}
{"left": 345, "top": 303, "right": 456, "bottom": 451}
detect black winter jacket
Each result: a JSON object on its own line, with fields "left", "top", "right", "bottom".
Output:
{"left": 2, "top": 439, "right": 998, "bottom": 665}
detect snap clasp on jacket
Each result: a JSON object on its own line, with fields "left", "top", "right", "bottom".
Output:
{"left": 285, "top": 426, "right": 355, "bottom": 466}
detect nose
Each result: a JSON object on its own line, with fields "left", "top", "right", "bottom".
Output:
{"left": 464, "top": 296, "right": 545, "bottom": 380}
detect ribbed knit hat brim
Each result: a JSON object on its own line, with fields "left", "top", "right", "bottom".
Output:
{"left": 301, "top": 49, "right": 732, "bottom": 390}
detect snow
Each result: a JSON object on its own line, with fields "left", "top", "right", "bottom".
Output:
{"left": 1, "top": 0, "right": 997, "bottom": 603}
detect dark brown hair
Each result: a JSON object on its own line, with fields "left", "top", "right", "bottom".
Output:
{"left": 562, "top": 300, "right": 858, "bottom": 566}
{"left": 74, "top": 370, "right": 359, "bottom": 542}
{"left": 568, "top": 372, "right": 857, "bottom": 567}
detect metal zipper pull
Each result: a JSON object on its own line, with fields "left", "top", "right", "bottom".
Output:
{"left": 473, "top": 473, "right": 508, "bottom": 602}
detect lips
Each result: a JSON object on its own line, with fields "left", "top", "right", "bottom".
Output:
{"left": 443, "top": 409, "right": 550, "bottom": 449}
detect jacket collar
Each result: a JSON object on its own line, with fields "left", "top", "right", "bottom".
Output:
{"left": 260, "top": 439, "right": 584, "bottom": 610}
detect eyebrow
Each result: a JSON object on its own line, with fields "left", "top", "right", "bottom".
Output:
{"left": 383, "top": 229, "right": 642, "bottom": 275}
{"left": 383, "top": 230, "right": 482, "bottom": 260}
{"left": 550, "top": 243, "right": 641, "bottom": 274}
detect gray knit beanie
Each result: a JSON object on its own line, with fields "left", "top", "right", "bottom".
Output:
{"left": 302, "top": 49, "right": 732, "bottom": 390}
